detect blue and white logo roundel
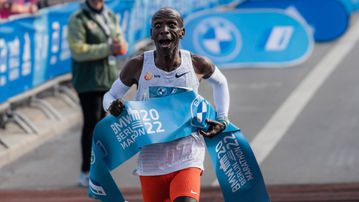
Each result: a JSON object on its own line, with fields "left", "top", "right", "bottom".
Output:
{"left": 156, "top": 87, "right": 167, "bottom": 97}
{"left": 191, "top": 96, "right": 210, "bottom": 128}
{"left": 193, "top": 17, "right": 242, "bottom": 62}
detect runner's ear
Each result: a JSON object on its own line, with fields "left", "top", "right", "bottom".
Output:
{"left": 180, "top": 28, "right": 185, "bottom": 39}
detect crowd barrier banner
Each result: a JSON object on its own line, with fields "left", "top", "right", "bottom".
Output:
{"left": 89, "top": 88, "right": 270, "bottom": 202}
{"left": 0, "top": 0, "right": 231, "bottom": 104}
{"left": 239, "top": 0, "right": 349, "bottom": 42}
{"left": 0, "top": 17, "right": 36, "bottom": 99}
{"left": 44, "top": 4, "right": 77, "bottom": 80}
{"left": 181, "top": 9, "right": 313, "bottom": 68}
{"left": 0, "top": 25, "right": 9, "bottom": 103}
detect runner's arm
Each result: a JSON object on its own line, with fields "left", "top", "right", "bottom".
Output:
{"left": 192, "top": 54, "right": 230, "bottom": 137}
{"left": 192, "top": 54, "right": 230, "bottom": 122}
{"left": 205, "top": 66, "right": 230, "bottom": 123}
{"left": 103, "top": 55, "right": 143, "bottom": 115}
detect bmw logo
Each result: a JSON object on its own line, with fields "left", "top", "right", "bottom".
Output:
{"left": 157, "top": 87, "right": 167, "bottom": 96}
{"left": 193, "top": 17, "right": 242, "bottom": 62}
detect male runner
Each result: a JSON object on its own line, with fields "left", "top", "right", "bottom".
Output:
{"left": 103, "top": 7, "right": 230, "bottom": 202}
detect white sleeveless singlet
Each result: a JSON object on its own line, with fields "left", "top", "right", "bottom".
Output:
{"left": 134, "top": 50, "right": 205, "bottom": 176}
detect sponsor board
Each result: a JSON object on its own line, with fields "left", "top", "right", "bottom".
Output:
{"left": 181, "top": 9, "right": 313, "bottom": 68}
{"left": 238, "top": 0, "right": 350, "bottom": 41}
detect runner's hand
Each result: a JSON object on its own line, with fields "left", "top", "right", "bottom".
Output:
{"left": 199, "top": 119, "right": 226, "bottom": 138}
{"left": 108, "top": 99, "right": 124, "bottom": 117}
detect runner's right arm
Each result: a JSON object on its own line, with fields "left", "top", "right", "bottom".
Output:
{"left": 103, "top": 55, "right": 143, "bottom": 116}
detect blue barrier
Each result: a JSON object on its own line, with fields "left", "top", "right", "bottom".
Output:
{"left": 44, "top": 4, "right": 74, "bottom": 80}
{"left": 181, "top": 9, "right": 313, "bottom": 68}
{"left": 0, "top": 27, "right": 9, "bottom": 103}
{"left": 0, "top": 17, "right": 36, "bottom": 99}
{"left": 238, "top": 0, "right": 350, "bottom": 42}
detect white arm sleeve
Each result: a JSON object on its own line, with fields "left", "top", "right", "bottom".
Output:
{"left": 103, "top": 78, "right": 130, "bottom": 111}
{"left": 205, "top": 66, "right": 230, "bottom": 119}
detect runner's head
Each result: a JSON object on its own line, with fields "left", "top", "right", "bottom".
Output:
{"left": 151, "top": 8, "right": 185, "bottom": 53}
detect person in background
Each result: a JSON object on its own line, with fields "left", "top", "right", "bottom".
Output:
{"left": 67, "top": 0, "right": 127, "bottom": 187}
{"left": 103, "top": 7, "right": 229, "bottom": 202}
{"left": 0, "top": 0, "right": 38, "bottom": 19}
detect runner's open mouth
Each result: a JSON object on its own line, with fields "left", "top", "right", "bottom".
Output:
{"left": 159, "top": 39, "right": 172, "bottom": 46}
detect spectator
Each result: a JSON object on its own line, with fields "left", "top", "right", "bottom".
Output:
{"left": 0, "top": 0, "right": 38, "bottom": 19}
{"left": 67, "top": 0, "right": 127, "bottom": 187}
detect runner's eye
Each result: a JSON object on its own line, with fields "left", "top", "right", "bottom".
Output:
{"left": 169, "top": 23, "right": 176, "bottom": 28}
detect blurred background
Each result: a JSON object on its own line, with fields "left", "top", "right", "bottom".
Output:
{"left": 1, "top": 0, "right": 359, "bottom": 201}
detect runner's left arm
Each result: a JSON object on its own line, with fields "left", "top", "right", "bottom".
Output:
{"left": 192, "top": 54, "right": 230, "bottom": 137}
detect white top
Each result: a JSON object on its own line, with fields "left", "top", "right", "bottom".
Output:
{"left": 134, "top": 50, "right": 205, "bottom": 176}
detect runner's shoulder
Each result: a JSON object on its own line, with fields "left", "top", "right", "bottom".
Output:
{"left": 120, "top": 54, "right": 144, "bottom": 85}
{"left": 190, "top": 52, "right": 215, "bottom": 78}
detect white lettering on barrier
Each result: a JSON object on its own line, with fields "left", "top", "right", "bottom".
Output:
{"left": 0, "top": 39, "right": 7, "bottom": 86}
{"left": 60, "top": 25, "right": 71, "bottom": 61}
{"left": 22, "top": 33, "right": 32, "bottom": 76}
{"left": 265, "top": 26, "right": 294, "bottom": 51}
{"left": 8, "top": 37, "right": 20, "bottom": 81}
{"left": 50, "top": 21, "right": 60, "bottom": 65}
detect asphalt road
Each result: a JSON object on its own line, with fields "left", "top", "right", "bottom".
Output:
{"left": 0, "top": 13, "right": 358, "bottom": 195}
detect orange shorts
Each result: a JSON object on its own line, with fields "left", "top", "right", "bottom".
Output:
{"left": 139, "top": 167, "right": 202, "bottom": 202}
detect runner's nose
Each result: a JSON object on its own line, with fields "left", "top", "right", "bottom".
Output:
{"left": 160, "top": 25, "right": 170, "bottom": 35}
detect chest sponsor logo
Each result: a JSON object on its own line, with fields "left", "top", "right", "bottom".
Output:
{"left": 144, "top": 72, "right": 153, "bottom": 80}
{"left": 175, "top": 71, "right": 189, "bottom": 78}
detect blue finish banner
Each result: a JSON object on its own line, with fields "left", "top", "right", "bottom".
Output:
{"left": 89, "top": 89, "right": 270, "bottom": 202}
{"left": 239, "top": 0, "right": 349, "bottom": 42}
{"left": 181, "top": 9, "right": 313, "bottom": 68}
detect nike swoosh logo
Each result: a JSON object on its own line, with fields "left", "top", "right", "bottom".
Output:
{"left": 175, "top": 71, "right": 190, "bottom": 78}
{"left": 190, "top": 190, "right": 199, "bottom": 195}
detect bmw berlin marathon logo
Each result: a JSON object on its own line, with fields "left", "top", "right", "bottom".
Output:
{"left": 193, "top": 17, "right": 242, "bottom": 62}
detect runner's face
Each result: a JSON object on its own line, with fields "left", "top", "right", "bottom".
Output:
{"left": 151, "top": 10, "right": 185, "bottom": 53}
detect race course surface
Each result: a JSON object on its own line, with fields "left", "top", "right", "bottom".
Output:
{"left": 1, "top": 183, "right": 359, "bottom": 202}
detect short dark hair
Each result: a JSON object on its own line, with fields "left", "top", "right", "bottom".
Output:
{"left": 152, "top": 7, "right": 184, "bottom": 27}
